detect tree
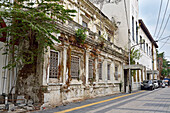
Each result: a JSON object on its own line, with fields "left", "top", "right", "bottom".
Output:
{"left": 130, "top": 48, "right": 142, "bottom": 77}
{"left": 0, "top": 0, "right": 76, "bottom": 70}
{"left": 157, "top": 50, "right": 170, "bottom": 78}
{"left": 130, "top": 48, "right": 141, "bottom": 64}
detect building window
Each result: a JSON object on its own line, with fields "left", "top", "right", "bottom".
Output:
{"left": 115, "top": 66, "right": 118, "bottom": 80}
{"left": 146, "top": 43, "right": 148, "bottom": 55}
{"left": 82, "top": 21, "right": 88, "bottom": 28}
{"left": 107, "top": 64, "right": 110, "bottom": 80}
{"left": 49, "top": 51, "right": 59, "bottom": 78}
{"left": 98, "top": 62, "right": 102, "bottom": 80}
{"left": 88, "top": 59, "right": 93, "bottom": 79}
{"left": 108, "top": 36, "right": 111, "bottom": 42}
{"left": 71, "top": 56, "right": 80, "bottom": 78}
{"left": 136, "top": 22, "right": 138, "bottom": 44}
{"left": 98, "top": 30, "right": 101, "bottom": 36}
{"left": 143, "top": 40, "right": 145, "bottom": 52}
{"left": 132, "top": 16, "right": 134, "bottom": 41}
{"left": 140, "top": 36, "right": 142, "bottom": 48}
{"left": 149, "top": 46, "right": 151, "bottom": 55}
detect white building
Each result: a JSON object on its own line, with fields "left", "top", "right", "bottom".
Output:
{"left": 0, "top": 17, "right": 17, "bottom": 103}
{"left": 132, "top": 19, "right": 158, "bottom": 90}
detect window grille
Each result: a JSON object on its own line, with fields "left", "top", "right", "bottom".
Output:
{"left": 88, "top": 59, "right": 93, "bottom": 79}
{"left": 115, "top": 66, "right": 118, "bottom": 80}
{"left": 107, "top": 64, "right": 110, "bottom": 80}
{"left": 71, "top": 56, "right": 80, "bottom": 78}
{"left": 98, "top": 63, "right": 102, "bottom": 80}
{"left": 49, "top": 51, "right": 59, "bottom": 78}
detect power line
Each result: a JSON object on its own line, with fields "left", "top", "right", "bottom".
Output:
{"left": 154, "top": 0, "right": 163, "bottom": 37}
{"left": 158, "top": 35, "right": 170, "bottom": 41}
{"left": 156, "top": 0, "right": 169, "bottom": 39}
{"left": 157, "top": 14, "right": 170, "bottom": 41}
{"left": 159, "top": 38, "right": 170, "bottom": 50}
{"left": 159, "top": 40, "right": 170, "bottom": 44}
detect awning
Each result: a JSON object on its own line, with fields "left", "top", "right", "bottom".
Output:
{"left": 146, "top": 70, "right": 159, "bottom": 74}
{"left": 123, "top": 64, "right": 144, "bottom": 70}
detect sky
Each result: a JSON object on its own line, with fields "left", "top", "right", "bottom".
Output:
{"left": 139, "top": 0, "right": 170, "bottom": 61}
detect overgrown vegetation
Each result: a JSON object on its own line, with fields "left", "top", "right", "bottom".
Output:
{"left": 0, "top": 0, "right": 76, "bottom": 70}
{"left": 75, "top": 28, "right": 87, "bottom": 44}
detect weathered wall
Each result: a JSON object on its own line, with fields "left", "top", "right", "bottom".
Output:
{"left": 15, "top": 66, "right": 42, "bottom": 104}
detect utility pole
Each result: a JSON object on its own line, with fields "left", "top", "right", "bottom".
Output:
{"left": 152, "top": 43, "right": 154, "bottom": 80}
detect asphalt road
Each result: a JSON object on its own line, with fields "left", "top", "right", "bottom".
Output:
{"left": 33, "top": 87, "right": 170, "bottom": 113}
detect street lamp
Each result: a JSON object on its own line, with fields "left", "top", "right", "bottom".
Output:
{"left": 129, "top": 42, "right": 144, "bottom": 93}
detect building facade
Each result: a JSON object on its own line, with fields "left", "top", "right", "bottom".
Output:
{"left": 93, "top": 0, "right": 158, "bottom": 91}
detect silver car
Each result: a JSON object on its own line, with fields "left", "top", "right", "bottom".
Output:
{"left": 141, "top": 80, "right": 154, "bottom": 90}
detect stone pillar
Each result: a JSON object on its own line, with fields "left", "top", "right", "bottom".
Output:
{"left": 42, "top": 47, "right": 50, "bottom": 86}
{"left": 95, "top": 58, "right": 98, "bottom": 83}
{"left": 62, "top": 44, "right": 68, "bottom": 84}
{"left": 103, "top": 60, "right": 107, "bottom": 83}
{"left": 110, "top": 62, "right": 114, "bottom": 83}
{"left": 85, "top": 50, "right": 90, "bottom": 85}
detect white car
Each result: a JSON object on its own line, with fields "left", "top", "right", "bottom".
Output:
{"left": 153, "top": 80, "right": 159, "bottom": 89}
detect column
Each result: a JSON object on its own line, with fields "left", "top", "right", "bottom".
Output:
{"left": 85, "top": 50, "right": 90, "bottom": 85}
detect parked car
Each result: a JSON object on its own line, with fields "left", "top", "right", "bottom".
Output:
{"left": 153, "top": 80, "right": 159, "bottom": 89}
{"left": 163, "top": 80, "right": 168, "bottom": 86}
{"left": 158, "top": 80, "right": 162, "bottom": 87}
{"left": 141, "top": 80, "right": 154, "bottom": 90}
{"left": 162, "top": 82, "right": 166, "bottom": 88}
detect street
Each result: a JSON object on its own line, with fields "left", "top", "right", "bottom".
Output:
{"left": 33, "top": 87, "right": 170, "bottom": 113}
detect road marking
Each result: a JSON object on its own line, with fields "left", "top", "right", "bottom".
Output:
{"left": 54, "top": 91, "right": 145, "bottom": 113}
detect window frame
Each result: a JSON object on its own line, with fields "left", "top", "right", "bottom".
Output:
{"left": 136, "top": 21, "right": 138, "bottom": 44}
{"left": 82, "top": 21, "right": 88, "bottom": 28}
{"left": 107, "top": 63, "right": 111, "bottom": 80}
{"left": 98, "top": 62, "right": 102, "bottom": 80}
{"left": 115, "top": 65, "right": 118, "bottom": 80}
{"left": 49, "top": 50, "right": 60, "bottom": 78}
{"left": 71, "top": 55, "right": 80, "bottom": 79}
{"left": 88, "top": 59, "right": 93, "bottom": 79}
{"left": 132, "top": 16, "right": 135, "bottom": 41}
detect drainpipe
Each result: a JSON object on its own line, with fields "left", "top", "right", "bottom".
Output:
{"left": 2, "top": 47, "right": 8, "bottom": 95}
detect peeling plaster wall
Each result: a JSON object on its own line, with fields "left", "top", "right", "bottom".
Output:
{"left": 42, "top": 42, "right": 125, "bottom": 107}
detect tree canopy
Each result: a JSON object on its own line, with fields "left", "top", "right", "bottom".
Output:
{"left": 0, "top": 0, "right": 76, "bottom": 69}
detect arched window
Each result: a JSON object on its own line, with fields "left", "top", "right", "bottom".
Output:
{"left": 0, "top": 17, "right": 7, "bottom": 42}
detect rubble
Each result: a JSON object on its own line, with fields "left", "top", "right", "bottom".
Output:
{"left": 8, "top": 103, "right": 15, "bottom": 111}
{"left": 0, "top": 95, "right": 36, "bottom": 112}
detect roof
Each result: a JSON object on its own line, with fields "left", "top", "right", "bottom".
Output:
{"left": 139, "top": 19, "right": 158, "bottom": 48}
